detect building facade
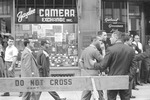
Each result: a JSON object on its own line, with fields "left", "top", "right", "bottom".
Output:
{"left": 0, "top": 0, "right": 150, "bottom": 76}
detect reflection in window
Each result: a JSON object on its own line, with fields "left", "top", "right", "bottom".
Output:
{"left": 0, "top": 0, "right": 10, "bottom": 15}
{"left": 15, "top": 24, "right": 78, "bottom": 67}
{"left": 103, "top": 1, "right": 127, "bottom": 23}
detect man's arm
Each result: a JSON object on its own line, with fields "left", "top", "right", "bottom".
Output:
{"left": 22, "top": 53, "right": 33, "bottom": 77}
{"left": 8, "top": 48, "right": 18, "bottom": 71}
{"left": 94, "top": 49, "right": 111, "bottom": 71}
{"left": 135, "top": 50, "right": 150, "bottom": 61}
{"left": 129, "top": 50, "right": 137, "bottom": 81}
{"left": 93, "top": 50, "right": 103, "bottom": 62}
{"left": 36, "top": 52, "right": 43, "bottom": 69}
{"left": 79, "top": 59, "right": 84, "bottom": 69}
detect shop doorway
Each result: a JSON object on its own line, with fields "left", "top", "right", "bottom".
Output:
{"left": 0, "top": 17, "right": 11, "bottom": 50}
{"left": 144, "top": 2, "right": 150, "bottom": 43}
{"left": 129, "top": 17, "right": 141, "bottom": 36}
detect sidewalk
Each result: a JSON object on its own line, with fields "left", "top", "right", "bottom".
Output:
{"left": 0, "top": 84, "right": 150, "bottom": 100}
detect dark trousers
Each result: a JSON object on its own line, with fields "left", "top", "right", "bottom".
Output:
{"left": 39, "top": 72, "right": 61, "bottom": 100}
{"left": 135, "top": 61, "right": 142, "bottom": 84}
{"left": 81, "top": 90, "right": 104, "bottom": 100}
{"left": 36, "top": 91, "right": 61, "bottom": 100}
{"left": 129, "top": 79, "right": 134, "bottom": 97}
{"left": 107, "top": 89, "right": 130, "bottom": 100}
{"left": 143, "top": 64, "right": 150, "bottom": 83}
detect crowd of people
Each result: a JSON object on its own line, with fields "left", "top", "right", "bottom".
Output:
{"left": 0, "top": 36, "right": 66, "bottom": 100}
{"left": 0, "top": 30, "right": 150, "bottom": 100}
{"left": 79, "top": 30, "right": 150, "bottom": 100}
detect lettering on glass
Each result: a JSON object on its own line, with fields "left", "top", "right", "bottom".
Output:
{"left": 17, "top": 8, "right": 35, "bottom": 22}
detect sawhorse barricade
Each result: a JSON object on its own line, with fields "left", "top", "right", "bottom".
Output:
{"left": 0, "top": 76, "right": 129, "bottom": 100}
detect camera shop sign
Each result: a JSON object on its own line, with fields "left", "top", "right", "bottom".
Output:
{"left": 16, "top": 8, "right": 77, "bottom": 23}
{"left": 103, "top": 18, "right": 125, "bottom": 33}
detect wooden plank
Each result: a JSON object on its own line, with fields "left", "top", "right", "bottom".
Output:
{"left": 0, "top": 76, "right": 129, "bottom": 92}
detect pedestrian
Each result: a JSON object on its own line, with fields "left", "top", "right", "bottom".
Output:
{"left": 20, "top": 38, "right": 40, "bottom": 100}
{"left": 134, "top": 39, "right": 150, "bottom": 80}
{"left": 79, "top": 36, "right": 105, "bottom": 100}
{"left": 94, "top": 31, "right": 137, "bottom": 100}
{"left": 1, "top": 36, "right": 18, "bottom": 96}
{"left": 123, "top": 35, "right": 136, "bottom": 98}
{"left": 0, "top": 42, "right": 5, "bottom": 77}
{"left": 142, "top": 39, "right": 150, "bottom": 84}
{"left": 36, "top": 40, "right": 66, "bottom": 100}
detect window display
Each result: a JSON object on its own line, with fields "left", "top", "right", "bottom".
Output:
{"left": 15, "top": 24, "right": 78, "bottom": 67}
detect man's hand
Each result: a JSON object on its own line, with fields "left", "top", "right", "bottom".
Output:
{"left": 100, "top": 42, "right": 105, "bottom": 51}
{"left": 8, "top": 67, "right": 13, "bottom": 71}
{"left": 136, "top": 68, "right": 139, "bottom": 73}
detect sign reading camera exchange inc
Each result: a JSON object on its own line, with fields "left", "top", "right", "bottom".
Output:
{"left": 16, "top": 8, "right": 77, "bottom": 23}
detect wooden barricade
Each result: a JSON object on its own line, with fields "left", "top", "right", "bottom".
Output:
{"left": 0, "top": 76, "right": 129, "bottom": 92}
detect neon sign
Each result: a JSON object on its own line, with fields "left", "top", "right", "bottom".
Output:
{"left": 16, "top": 8, "right": 77, "bottom": 23}
{"left": 17, "top": 8, "right": 35, "bottom": 22}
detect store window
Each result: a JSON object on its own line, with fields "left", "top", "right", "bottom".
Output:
{"left": 102, "top": 0, "right": 127, "bottom": 34}
{"left": 15, "top": 0, "right": 78, "bottom": 67}
{"left": 15, "top": 24, "right": 78, "bottom": 67}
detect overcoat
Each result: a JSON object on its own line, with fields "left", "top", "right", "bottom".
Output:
{"left": 21, "top": 48, "right": 39, "bottom": 77}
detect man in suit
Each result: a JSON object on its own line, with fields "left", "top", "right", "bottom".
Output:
{"left": 94, "top": 31, "right": 137, "bottom": 100}
{"left": 21, "top": 38, "right": 40, "bottom": 100}
{"left": 36, "top": 40, "right": 66, "bottom": 100}
{"left": 142, "top": 39, "right": 150, "bottom": 84}
{"left": 79, "top": 36, "right": 105, "bottom": 100}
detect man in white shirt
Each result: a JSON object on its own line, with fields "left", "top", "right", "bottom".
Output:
{"left": 132, "top": 34, "right": 143, "bottom": 86}
{"left": 1, "top": 36, "right": 18, "bottom": 96}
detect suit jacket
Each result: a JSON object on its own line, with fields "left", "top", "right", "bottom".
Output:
{"left": 36, "top": 49, "right": 50, "bottom": 77}
{"left": 95, "top": 42, "right": 137, "bottom": 79}
{"left": 21, "top": 47, "right": 39, "bottom": 77}
{"left": 135, "top": 47, "right": 150, "bottom": 62}
{"left": 142, "top": 45, "right": 150, "bottom": 67}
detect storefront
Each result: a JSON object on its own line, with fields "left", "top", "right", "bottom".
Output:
{"left": 14, "top": 0, "right": 80, "bottom": 77}
{"left": 0, "top": 0, "right": 13, "bottom": 49}
{"left": 2, "top": 0, "right": 150, "bottom": 77}
{"left": 101, "top": 0, "right": 150, "bottom": 45}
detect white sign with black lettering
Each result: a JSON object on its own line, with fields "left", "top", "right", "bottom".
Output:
{"left": 0, "top": 76, "right": 129, "bottom": 92}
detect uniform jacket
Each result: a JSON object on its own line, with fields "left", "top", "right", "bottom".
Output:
{"left": 135, "top": 47, "right": 150, "bottom": 62}
{"left": 21, "top": 47, "right": 39, "bottom": 77}
{"left": 95, "top": 42, "right": 137, "bottom": 79}
{"left": 36, "top": 49, "right": 50, "bottom": 77}
{"left": 143, "top": 45, "right": 150, "bottom": 67}
{"left": 80, "top": 45, "right": 103, "bottom": 76}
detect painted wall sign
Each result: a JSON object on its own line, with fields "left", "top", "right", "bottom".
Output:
{"left": 105, "top": 18, "right": 119, "bottom": 22}
{"left": 16, "top": 8, "right": 78, "bottom": 23}
{"left": 17, "top": 8, "right": 36, "bottom": 22}
{"left": 103, "top": 22, "right": 125, "bottom": 33}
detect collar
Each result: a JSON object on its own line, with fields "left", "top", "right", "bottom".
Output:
{"left": 26, "top": 47, "right": 32, "bottom": 53}
{"left": 7, "top": 45, "right": 14, "bottom": 48}
{"left": 43, "top": 50, "right": 49, "bottom": 57}
{"left": 89, "top": 44, "right": 96, "bottom": 49}
{"left": 115, "top": 40, "right": 123, "bottom": 44}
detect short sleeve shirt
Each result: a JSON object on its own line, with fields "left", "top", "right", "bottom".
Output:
{"left": 5, "top": 45, "right": 18, "bottom": 62}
